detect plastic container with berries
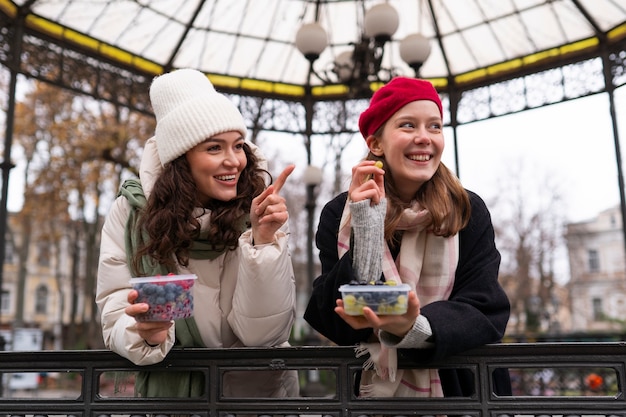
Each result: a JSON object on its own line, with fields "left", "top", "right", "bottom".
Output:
{"left": 130, "top": 274, "right": 197, "bottom": 322}
{"left": 339, "top": 281, "right": 411, "bottom": 316}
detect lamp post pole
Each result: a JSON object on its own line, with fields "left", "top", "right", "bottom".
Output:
{"left": 302, "top": 163, "right": 322, "bottom": 391}
{"left": 300, "top": 69, "right": 323, "bottom": 342}
{"left": 304, "top": 78, "right": 315, "bottom": 291}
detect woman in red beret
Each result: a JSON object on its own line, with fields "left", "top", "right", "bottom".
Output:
{"left": 304, "top": 77, "right": 511, "bottom": 398}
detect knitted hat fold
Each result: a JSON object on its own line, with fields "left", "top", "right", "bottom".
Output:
{"left": 358, "top": 77, "right": 443, "bottom": 139}
{"left": 150, "top": 68, "right": 248, "bottom": 165}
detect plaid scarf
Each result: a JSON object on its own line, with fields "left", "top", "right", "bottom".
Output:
{"left": 338, "top": 197, "right": 458, "bottom": 398}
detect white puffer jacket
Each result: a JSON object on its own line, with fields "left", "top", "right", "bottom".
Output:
{"left": 96, "top": 137, "right": 298, "bottom": 396}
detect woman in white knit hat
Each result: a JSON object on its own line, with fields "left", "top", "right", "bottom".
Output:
{"left": 96, "top": 68, "right": 299, "bottom": 399}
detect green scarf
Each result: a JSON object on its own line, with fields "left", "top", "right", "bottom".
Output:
{"left": 118, "top": 178, "right": 228, "bottom": 398}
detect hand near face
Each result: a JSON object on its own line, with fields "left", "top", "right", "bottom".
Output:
{"left": 250, "top": 164, "right": 295, "bottom": 245}
{"left": 348, "top": 160, "right": 385, "bottom": 205}
{"left": 125, "top": 290, "right": 172, "bottom": 346}
{"left": 334, "top": 290, "right": 420, "bottom": 338}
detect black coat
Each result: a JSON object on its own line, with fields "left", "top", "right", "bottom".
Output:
{"left": 304, "top": 190, "right": 511, "bottom": 397}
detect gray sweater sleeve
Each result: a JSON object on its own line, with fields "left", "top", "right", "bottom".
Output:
{"left": 349, "top": 198, "right": 387, "bottom": 283}
{"left": 378, "top": 315, "right": 434, "bottom": 348}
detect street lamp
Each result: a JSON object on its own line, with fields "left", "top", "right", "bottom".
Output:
{"left": 301, "top": 164, "right": 324, "bottom": 388}
{"left": 296, "top": 2, "right": 432, "bottom": 97}
{"left": 292, "top": 165, "right": 323, "bottom": 343}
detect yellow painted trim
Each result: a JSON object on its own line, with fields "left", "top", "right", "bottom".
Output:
{"left": 0, "top": 0, "right": 17, "bottom": 17}
{"left": 608, "top": 22, "right": 626, "bottom": 41}
{"left": 207, "top": 74, "right": 306, "bottom": 98}
{"left": 24, "top": 13, "right": 164, "bottom": 77}
{"left": 207, "top": 74, "right": 241, "bottom": 89}
{"left": 454, "top": 36, "right": 600, "bottom": 86}
{"left": 430, "top": 78, "right": 449, "bottom": 89}
{"left": 273, "top": 83, "right": 304, "bottom": 96}
{"left": 311, "top": 84, "right": 348, "bottom": 96}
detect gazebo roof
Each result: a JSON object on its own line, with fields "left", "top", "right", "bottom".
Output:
{"left": 1, "top": 0, "right": 625, "bottom": 100}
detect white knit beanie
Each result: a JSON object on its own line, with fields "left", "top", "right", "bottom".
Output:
{"left": 150, "top": 68, "right": 248, "bottom": 165}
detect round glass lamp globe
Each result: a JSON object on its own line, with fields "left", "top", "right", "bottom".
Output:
{"left": 296, "top": 23, "right": 328, "bottom": 61}
{"left": 364, "top": 3, "right": 399, "bottom": 42}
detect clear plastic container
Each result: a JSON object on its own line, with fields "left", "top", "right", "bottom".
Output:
{"left": 339, "top": 283, "right": 411, "bottom": 316}
{"left": 130, "top": 274, "right": 197, "bottom": 322}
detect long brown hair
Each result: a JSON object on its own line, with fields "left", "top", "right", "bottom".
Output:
{"left": 132, "top": 143, "right": 267, "bottom": 274}
{"left": 366, "top": 151, "right": 471, "bottom": 244}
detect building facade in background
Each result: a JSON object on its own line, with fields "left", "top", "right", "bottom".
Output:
{"left": 566, "top": 205, "right": 626, "bottom": 334}
{"left": 0, "top": 212, "right": 87, "bottom": 350}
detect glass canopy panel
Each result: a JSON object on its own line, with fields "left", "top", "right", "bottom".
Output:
{"left": 8, "top": 0, "right": 626, "bottom": 87}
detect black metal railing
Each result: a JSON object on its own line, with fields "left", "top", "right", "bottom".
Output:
{"left": 0, "top": 342, "right": 625, "bottom": 417}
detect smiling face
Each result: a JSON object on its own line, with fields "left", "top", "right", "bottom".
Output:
{"left": 185, "top": 131, "right": 247, "bottom": 205}
{"left": 366, "top": 100, "right": 444, "bottom": 203}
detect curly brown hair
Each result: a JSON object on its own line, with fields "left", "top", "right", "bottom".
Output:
{"left": 132, "top": 143, "right": 268, "bottom": 274}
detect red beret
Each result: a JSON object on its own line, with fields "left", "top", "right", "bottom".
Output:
{"left": 358, "top": 77, "right": 443, "bottom": 139}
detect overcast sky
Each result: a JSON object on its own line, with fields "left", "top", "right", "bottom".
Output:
{"left": 454, "top": 89, "right": 626, "bottom": 225}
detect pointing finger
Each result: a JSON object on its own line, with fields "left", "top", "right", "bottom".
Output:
{"left": 272, "top": 164, "right": 295, "bottom": 194}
